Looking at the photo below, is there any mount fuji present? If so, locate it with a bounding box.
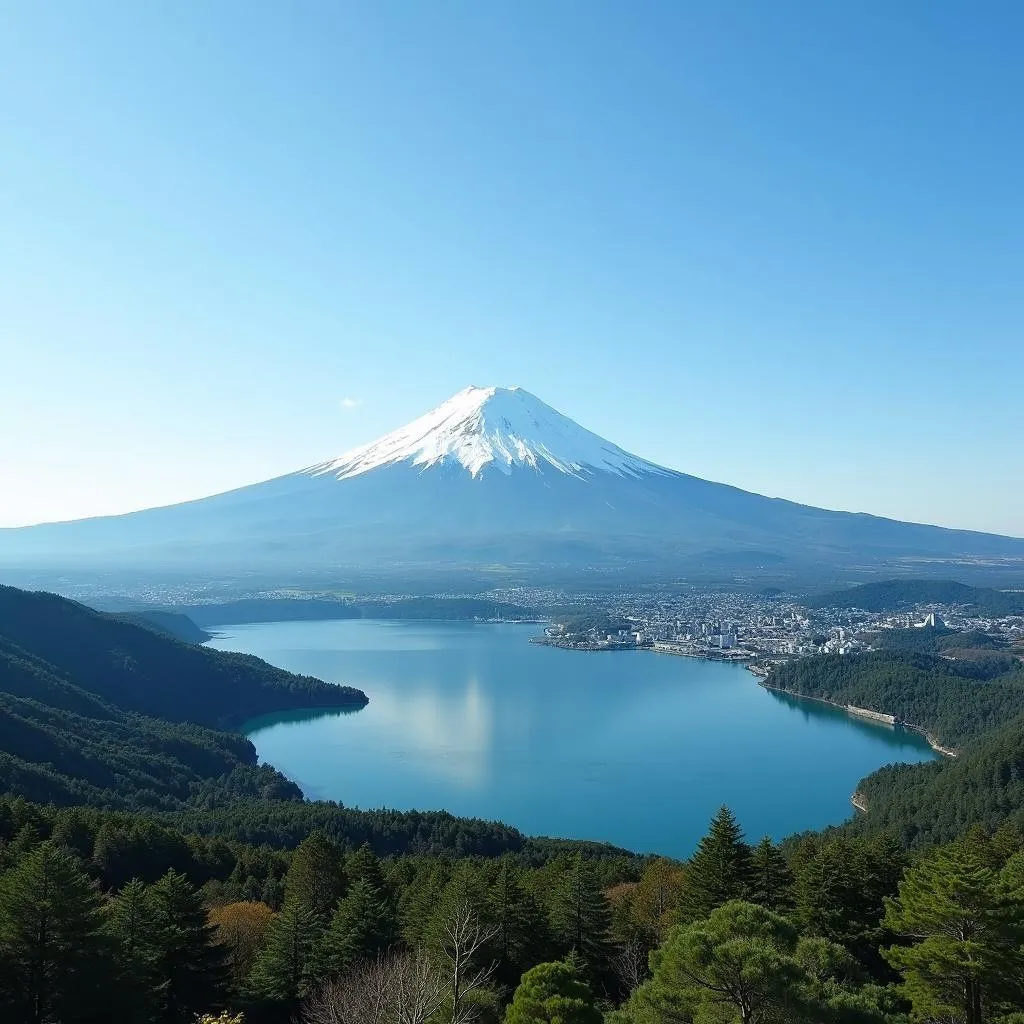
[3,385,1023,581]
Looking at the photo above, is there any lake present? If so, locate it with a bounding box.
[207,619,936,857]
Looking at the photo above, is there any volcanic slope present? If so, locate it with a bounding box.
[2,386,1022,576]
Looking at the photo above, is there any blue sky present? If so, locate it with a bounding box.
[1,2,1022,534]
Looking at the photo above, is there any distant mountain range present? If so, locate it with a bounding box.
[2,385,1023,583]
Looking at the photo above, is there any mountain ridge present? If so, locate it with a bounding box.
[1,386,1022,581]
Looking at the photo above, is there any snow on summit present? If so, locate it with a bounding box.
[307,385,665,481]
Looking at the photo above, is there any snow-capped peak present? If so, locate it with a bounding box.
[306,385,666,481]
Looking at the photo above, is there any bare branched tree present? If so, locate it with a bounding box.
[613,934,650,995]
[302,950,446,1024]
[390,948,449,1024]
[435,900,499,1024]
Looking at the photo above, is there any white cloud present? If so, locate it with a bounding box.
[341,397,360,409]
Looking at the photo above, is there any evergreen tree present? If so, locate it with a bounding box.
[313,876,392,979]
[149,869,228,1022]
[104,877,166,1023]
[550,854,615,985]
[345,843,387,891]
[344,843,396,945]
[247,897,319,1006]
[884,842,1024,1024]
[797,834,905,969]
[793,936,887,1024]
[678,807,753,922]
[400,861,453,947]
[625,901,804,1024]
[7,824,41,862]
[283,830,346,926]
[260,874,284,911]
[1000,849,1024,897]
[505,959,602,1024]
[49,811,94,862]
[0,840,112,1024]
[990,823,1023,867]
[749,836,795,915]
[488,860,552,985]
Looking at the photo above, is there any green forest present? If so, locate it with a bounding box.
[766,648,1024,849]
[5,585,1024,1022]
[806,579,1024,616]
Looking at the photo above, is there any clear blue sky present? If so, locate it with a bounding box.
[2,2,1022,535]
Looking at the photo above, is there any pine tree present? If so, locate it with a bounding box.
[401,862,453,947]
[104,877,166,1023]
[247,897,320,1006]
[149,869,228,1022]
[260,874,284,911]
[550,854,615,985]
[344,844,396,945]
[313,876,392,979]
[678,807,753,922]
[49,810,94,861]
[627,901,804,1024]
[0,840,113,1024]
[796,834,904,967]
[345,843,387,891]
[283,830,346,927]
[884,841,1024,1024]
[749,837,795,915]
[487,860,551,985]
[505,959,602,1024]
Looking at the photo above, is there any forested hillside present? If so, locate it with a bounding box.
[0,586,369,813]
[807,578,1024,615]
[768,650,1024,748]
[768,649,1024,848]
[0,586,366,726]
[10,584,1024,1021]
[6,798,1024,1024]
[112,609,213,643]
[851,712,1024,846]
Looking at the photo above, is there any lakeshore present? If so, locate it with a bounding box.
[210,618,936,857]
[530,633,757,663]
[756,678,958,760]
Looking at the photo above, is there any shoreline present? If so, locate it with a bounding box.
[530,635,755,663]
[756,679,958,759]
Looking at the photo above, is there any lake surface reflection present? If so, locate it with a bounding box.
[209,620,936,857]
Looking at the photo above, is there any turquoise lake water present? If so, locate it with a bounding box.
[208,619,936,857]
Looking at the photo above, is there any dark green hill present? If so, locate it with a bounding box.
[806,578,1024,615]
[765,648,1024,847]
[111,609,212,644]
[852,711,1024,847]
[0,585,366,811]
[767,650,1024,749]
[0,586,366,727]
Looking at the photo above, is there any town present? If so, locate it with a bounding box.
[492,583,1024,669]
